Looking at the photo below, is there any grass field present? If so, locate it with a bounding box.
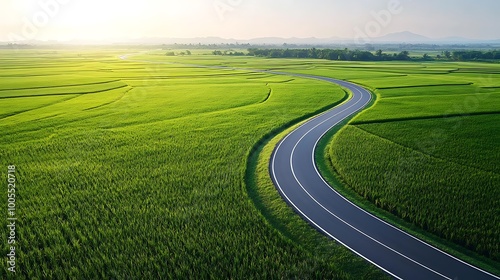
[1,49,498,278]
[317,62,500,263]
[0,49,388,279]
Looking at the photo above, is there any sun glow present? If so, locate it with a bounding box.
[43,0,203,41]
[58,0,144,38]
[2,0,499,43]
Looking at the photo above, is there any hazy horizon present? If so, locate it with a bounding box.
[1,0,500,43]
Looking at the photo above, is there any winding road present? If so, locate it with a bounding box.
[120,53,499,279]
[269,75,499,280]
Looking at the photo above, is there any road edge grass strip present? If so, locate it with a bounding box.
[244,89,389,279]
[315,125,500,277]
[244,86,350,161]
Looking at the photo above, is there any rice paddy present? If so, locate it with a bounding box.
[0,49,388,279]
[1,48,498,278]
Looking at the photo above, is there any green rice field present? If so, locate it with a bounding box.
[1,49,498,278]
[0,49,386,279]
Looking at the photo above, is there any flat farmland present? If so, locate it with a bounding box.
[1,49,498,278]
[0,50,385,279]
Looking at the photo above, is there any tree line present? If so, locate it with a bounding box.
[212,48,500,62]
[447,50,500,60]
[247,48,412,61]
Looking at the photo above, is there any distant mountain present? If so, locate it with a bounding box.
[128,37,239,45]
[365,32,500,45]
[134,36,345,46]
[92,36,349,46]
[246,37,343,45]
[439,36,471,42]
[1,31,499,46]
[94,33,500,46]
[372,31,431,43]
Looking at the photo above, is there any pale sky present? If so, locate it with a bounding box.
[1,0,499,42]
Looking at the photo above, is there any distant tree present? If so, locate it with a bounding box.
[397,51,410,60]
[269,49,283,58]
[341,48,351,60]
[443,50,451,59]
[244,48,499,62]
[283,48,292,58]
[483,51,493,59]
[309,48,318,59]
[296,49,309,58]
[165,51,176,56]
[186,50,192,55]
[494,51,500,59]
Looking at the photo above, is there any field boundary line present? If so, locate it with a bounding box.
[351,125,500,176]
[83,88,134,111]
[0,85,129,99]
[351,110,500,125]
[0,79,123,92]
[375,83,473,90]
[0,95,81,121]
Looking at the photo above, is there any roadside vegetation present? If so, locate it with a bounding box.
[318,62,500,264]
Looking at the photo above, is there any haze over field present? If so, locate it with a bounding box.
[1,0,500,43]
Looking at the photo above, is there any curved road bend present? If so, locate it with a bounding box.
[119,55,499,279]
[269,75,499,280]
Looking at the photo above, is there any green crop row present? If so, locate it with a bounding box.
[356,115,500,174]
[353,91,500,122]
[329,124,499,260]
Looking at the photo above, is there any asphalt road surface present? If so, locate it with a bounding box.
[269,74,499,280]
